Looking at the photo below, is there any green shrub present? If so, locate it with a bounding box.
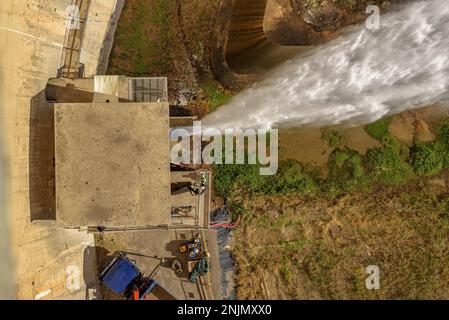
[365,117,391,140]
[436,120,449,168]
[321,129,343,148]
[364,116,416,184]
[380,134,409,158]
[365,147,414,185]
[329,149,359,173]
[322,180,343,198]
[327,148,369,191]
[213,160,319,197]
[410,141,445,177]
[213,163,257,197]
[201,80,231,113]
[215,118,449,198]
[436,120,449,145]
[276,161,319,194]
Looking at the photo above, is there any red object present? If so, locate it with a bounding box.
[210,215,241,229]
[132,288,139,300]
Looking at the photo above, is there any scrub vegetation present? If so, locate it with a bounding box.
[108,0,176,76]
[107,0,222,111]
[410,120,449,176]
[200,80,232,113]
[216,117,449,299]
[214,160,319,198]
[214,118,449,199]
[109,0,449,300]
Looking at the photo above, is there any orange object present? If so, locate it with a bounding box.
[179,244,188,253]
[133,288,140,300]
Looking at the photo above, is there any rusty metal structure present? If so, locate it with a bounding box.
[58,0,91,78]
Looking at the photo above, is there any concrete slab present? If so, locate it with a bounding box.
[94,230,222,300]
[80,0,122,77]
[46,76,168,103]
[0,0,122,299]
[55,102,171,227]
[171,171,211,229]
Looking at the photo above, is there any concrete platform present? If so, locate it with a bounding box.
[94,230,222,300]
[54,102,171,227]
[0,0,120,299]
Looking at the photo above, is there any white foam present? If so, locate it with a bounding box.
[203,0,449,129]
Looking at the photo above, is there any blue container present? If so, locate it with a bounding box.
[100,253,141,295]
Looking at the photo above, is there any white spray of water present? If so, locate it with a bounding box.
[203,0,449,130]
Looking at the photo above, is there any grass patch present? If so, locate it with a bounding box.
[409,120,449,176]
[365,117,391,141]
[328,148,368,192]
[200,80,232,113]
[410,141,445,177]
[108,0,176,76]
[213,160,319,197]
[364,146,414,185]
[321,129,343,148]
[279,265,294,285]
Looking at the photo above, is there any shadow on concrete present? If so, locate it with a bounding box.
[171,182,191,195]
[93,245,111,274]
[166,239,188,257]
[29,90,56,221]
[45,83,94,103]
[96,0,125,75]
[91,245,123,300]
[169,105,192,117]
[83,246,104,300]
[166,239,190,279]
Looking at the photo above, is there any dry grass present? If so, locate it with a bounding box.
[232,183,449,299]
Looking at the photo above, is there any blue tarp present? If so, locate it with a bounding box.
[102,258,140,294]
[212,208,236,300]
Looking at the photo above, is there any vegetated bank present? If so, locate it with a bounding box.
[107,0,232,115]
[214,117,449,299]
[107,0,449,300]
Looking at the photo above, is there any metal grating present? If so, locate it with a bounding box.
[128,77,168,102]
